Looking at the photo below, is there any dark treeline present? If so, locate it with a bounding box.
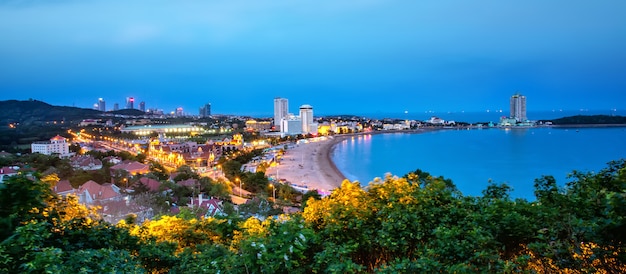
[552,115,626,125]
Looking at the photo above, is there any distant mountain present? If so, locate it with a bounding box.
[551,115,626,125]
[0,99,102,125]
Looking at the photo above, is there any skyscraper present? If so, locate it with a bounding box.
[299,104,314,134]
[274,97,288,131]
[139,101,146,112]
[199,103,211,117]
[113,103,119,111]
[97,98,106,112]
[510,94,527,122]
[126,97,135,109]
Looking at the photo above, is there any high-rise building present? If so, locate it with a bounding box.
[299,104,314,134]
[199,103,211,117]
[126,97,135,109]
[176,107,184,117]
[274,97,289,131]
[139,101,146,112]
[113,103,119,111]
[510,94,527,122]
[97,98,106,112]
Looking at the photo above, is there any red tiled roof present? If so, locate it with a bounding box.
[70,155,103,169]
[77,180,120,201]
[110,161,149,174]
[178,178,198,188]
[51,135,66,141]
[53,179,74,193]
[0,166,18,175]
[137,177,161,192]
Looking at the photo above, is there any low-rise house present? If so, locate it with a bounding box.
[188,194,225,218]
[98,199,154,225]
[76,180,122,205]
[103,156,122,165]
[70,155,103,171]
[133,177,162,192]
[0,166,18,182]
[111,161,149,176]
[52,179,75,196]
[177,178,199,188]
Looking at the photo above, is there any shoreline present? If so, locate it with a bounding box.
[269,129,441,194]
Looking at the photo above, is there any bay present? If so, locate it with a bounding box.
[331,127,626,200]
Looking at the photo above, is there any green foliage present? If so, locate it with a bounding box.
[2,158,626,272]
[0,175,54,240]
[301,189,322,209]
[173,165,199,181]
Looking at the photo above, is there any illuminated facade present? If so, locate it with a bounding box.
[121,124,205,135]
[126,97,135,109]
[31,135,70,156]
[299,104,317,134]
[98,98,106,111]
[510,94,527,122]
[281,114,302,135]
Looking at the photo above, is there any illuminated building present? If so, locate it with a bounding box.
[299,104,317,134]
[245,120,272,132]
[31,135,70,156]
[98,98,106,111]
[274,97,288,131]
[510,94,527,122]
[281,114,302,135]
[121,124,204,135]
[199,103,211,117]
[139,101,146,112]
[126,97,135,109]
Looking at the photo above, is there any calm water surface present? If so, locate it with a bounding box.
[332,127,626,200]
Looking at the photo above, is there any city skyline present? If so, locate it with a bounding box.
[1,1,625,116]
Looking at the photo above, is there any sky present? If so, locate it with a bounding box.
[1,0,625,117]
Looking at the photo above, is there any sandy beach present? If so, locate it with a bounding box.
[267,129,439,195]
[266,136,348,195]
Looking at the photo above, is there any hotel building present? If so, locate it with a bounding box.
[299,104,317,134]
[510,94,527,122]
[31,135,70,156]
[273,97,289,131]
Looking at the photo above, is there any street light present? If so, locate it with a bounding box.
[270,183,276,201]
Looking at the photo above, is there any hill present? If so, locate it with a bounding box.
[0,100,105,152]
[0,99,102,125]
[551,114,626,125]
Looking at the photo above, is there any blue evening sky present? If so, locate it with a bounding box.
[1,0,625,117]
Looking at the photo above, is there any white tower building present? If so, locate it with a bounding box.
[299,104,314,134]
[510,94,527,122]
[274,97,289,131]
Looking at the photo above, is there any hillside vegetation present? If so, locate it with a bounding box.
[0,100,151,152]
[1,160,625,273]
[552,115,626,125]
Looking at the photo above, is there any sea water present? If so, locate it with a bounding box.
[331,127,626,200]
